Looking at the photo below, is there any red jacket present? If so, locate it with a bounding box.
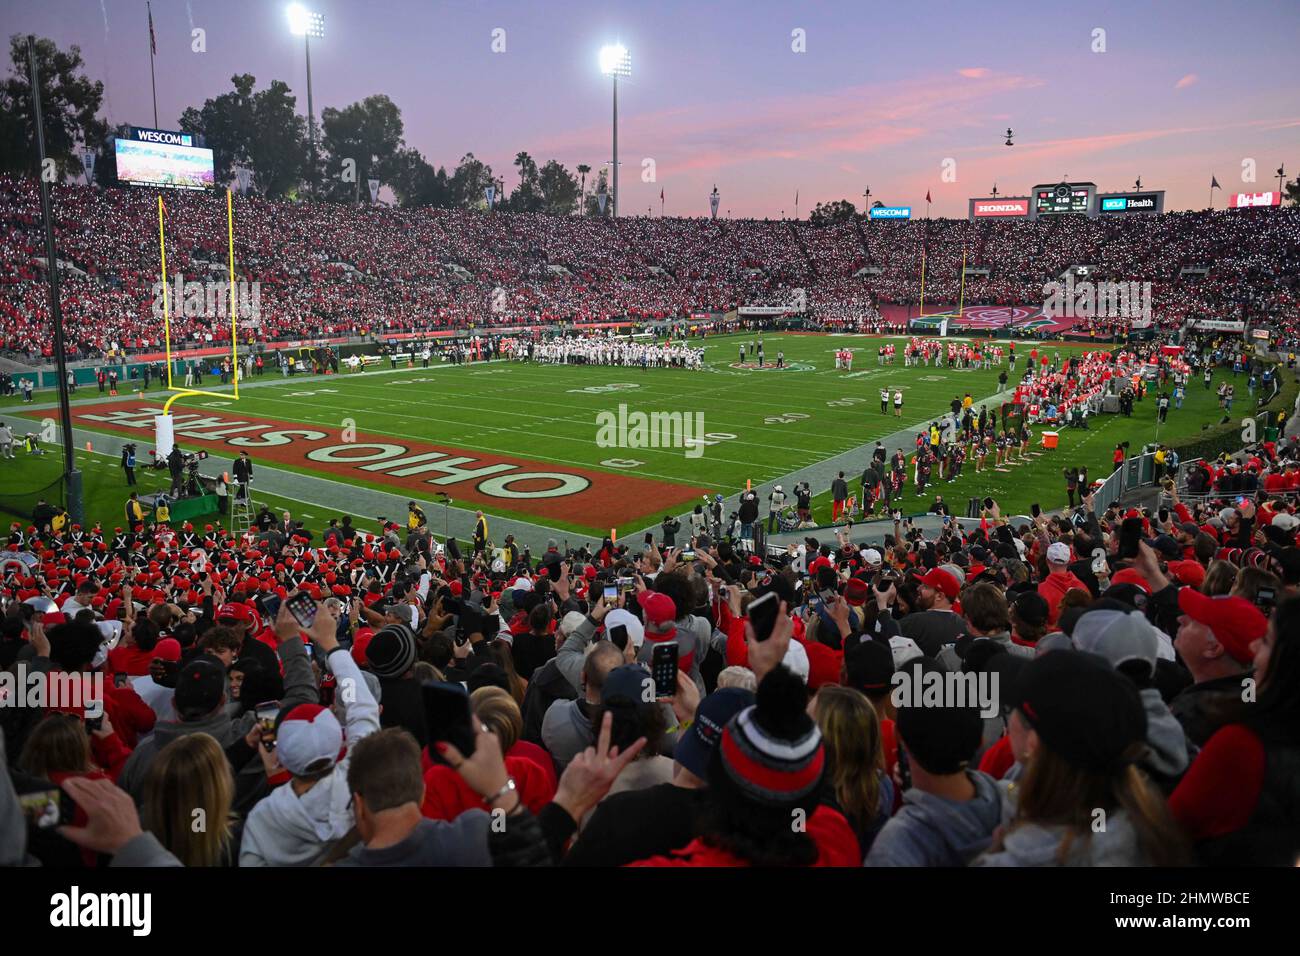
[420,755,555,821]
[628,805,861,867]
[106,644,156,677]
[1037,570,1089,626]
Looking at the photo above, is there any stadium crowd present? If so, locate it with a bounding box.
[4,412,1300,866]
[3,174,1299,363]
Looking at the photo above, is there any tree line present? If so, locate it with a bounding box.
[0,35,608,214]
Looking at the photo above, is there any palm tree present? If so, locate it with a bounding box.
[576,164,591,215]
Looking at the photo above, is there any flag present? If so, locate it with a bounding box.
[795,189,799,205]
[148,4,156,55]
[660,188,664,202]
[1211,176,1221,189]
[925,190,932,204]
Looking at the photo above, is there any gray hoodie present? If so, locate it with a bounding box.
[975,810,1148,866]
[864,770,1008,867]
[1139,687,1191,781]
[541,698,592,772]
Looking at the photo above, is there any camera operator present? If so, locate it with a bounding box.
[167,444,185,497]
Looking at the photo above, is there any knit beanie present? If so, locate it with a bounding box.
[719,665,824,806]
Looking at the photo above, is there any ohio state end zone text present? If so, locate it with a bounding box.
[37,402,709,531]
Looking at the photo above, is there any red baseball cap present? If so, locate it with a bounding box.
[1177,589,1267,665]
[1166,560,1206,589]
[844,578,870,607]
[637,590,677,626]
[917,567,960,601]
[1109,568,1152,594]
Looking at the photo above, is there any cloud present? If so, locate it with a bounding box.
[1175,73,1198,90]
[958,68,990,79]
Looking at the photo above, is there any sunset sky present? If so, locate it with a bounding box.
[4,0,1298,217]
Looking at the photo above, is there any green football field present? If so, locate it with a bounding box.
[4,331,1282,539]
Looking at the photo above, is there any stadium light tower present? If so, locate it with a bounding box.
[287,4,325,199]
[599,43,630,218]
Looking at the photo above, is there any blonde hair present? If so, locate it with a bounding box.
[471,686,522,753]
[1200,560,1236,596]
[717,666,757,692]
[18,714,91,778]
[141,733,234,867]
[811,686,884,836]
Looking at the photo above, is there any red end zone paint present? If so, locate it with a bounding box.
[37,401,707,530]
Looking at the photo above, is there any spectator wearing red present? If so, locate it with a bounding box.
[1169,594,1300,865]
[1037,541,1089,626]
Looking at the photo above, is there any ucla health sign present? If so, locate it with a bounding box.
[1096,191,1163,215]
[869,206,912,220]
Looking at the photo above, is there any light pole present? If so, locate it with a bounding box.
[287,4,324,200]
[599,44,630,218]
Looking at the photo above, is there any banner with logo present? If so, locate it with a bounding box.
[868,206,911,220]
[709,189,720,220]
[970,198,1029,218]
[80,149,96,184]
[368,179,381,204]
[235,166,252,194]
[597,191,608,215]
[485,185,495,209]
[1191,319,1246,332]
[1228,191,1281,209]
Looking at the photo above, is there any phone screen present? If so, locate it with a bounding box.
[18,788,73,829]
[1118,518,1143,560]
[255,700,280,749]
[422,681,477,764]
[651,641,679,699]
[748,591,779,643]
[608,623,629,651]
[603,585,617,602]
[259,595,282,621]
[286,592,318,629]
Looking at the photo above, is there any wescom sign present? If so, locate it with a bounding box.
[54,402,706,529]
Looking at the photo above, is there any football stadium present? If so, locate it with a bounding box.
[1,0,1299,907]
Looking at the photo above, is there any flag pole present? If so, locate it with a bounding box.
[919,245,927,318]
[958,244,967,316]
[147,1,158,127]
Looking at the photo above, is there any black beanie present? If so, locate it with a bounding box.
[894,657,984,775]
[1011,650,1147,774]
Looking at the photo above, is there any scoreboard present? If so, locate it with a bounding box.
[1032,181,1096,216]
